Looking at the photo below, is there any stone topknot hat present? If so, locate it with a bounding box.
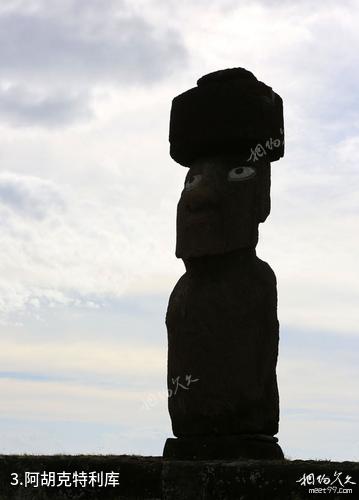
[169,67,284,167]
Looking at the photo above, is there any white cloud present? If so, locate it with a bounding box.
[0,172,65,217]
[0,84,92,127]
[280,417,359,461]
[0,164,181,322]
[278,357,358,413]
[0,377,156,425]
[0,338,165,379]
[0,1,187,85]
[0,0,187,127]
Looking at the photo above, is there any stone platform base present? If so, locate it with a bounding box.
[163,434,284,460]
[0,455,358,499]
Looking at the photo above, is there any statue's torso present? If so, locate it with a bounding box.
[166,253,279,437]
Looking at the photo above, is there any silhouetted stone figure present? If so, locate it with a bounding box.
[163,68,285,460]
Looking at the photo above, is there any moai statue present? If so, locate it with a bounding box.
[163,68,285,460]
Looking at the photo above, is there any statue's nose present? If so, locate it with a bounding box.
[184,186,220,212]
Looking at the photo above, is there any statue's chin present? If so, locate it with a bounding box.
[176,204,260,260]
[175,232,259,259]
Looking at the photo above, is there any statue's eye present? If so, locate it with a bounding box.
[228,166,256,181]
[184,174,202,191]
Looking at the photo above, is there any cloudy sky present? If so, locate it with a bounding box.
[0,0,358,461]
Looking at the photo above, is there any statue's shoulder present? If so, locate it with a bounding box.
[167,272,188,303]
[165,272,189,326]
[253,256,277,287]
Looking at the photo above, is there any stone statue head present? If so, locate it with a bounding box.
[169,67,284,259]
[175,155,271,258]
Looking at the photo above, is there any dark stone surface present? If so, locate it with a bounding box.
[175,157,271,259]
[165,67,284,459]
[166,248,280,439]
[1,456,358,499]
[169,67,284,167]
[162,458,359,500]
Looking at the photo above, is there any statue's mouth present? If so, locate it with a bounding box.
[184,209,217,227]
